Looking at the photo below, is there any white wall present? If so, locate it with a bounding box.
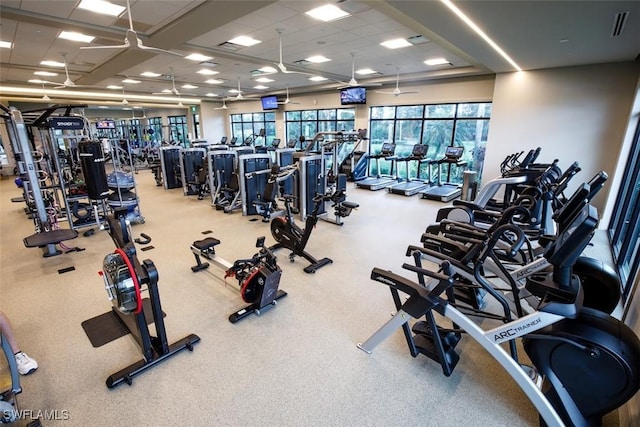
[485,62,640,213]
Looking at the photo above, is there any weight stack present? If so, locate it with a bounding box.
[79,141,109,200]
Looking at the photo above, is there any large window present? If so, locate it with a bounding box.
[609,117,640,311]
[369,102,491,181]
[230,112,276,146]
[147,117,163,144]
[285,108,356,147]
[168,115,188,145]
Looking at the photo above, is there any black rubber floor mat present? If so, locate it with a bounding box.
[81,298,164,348]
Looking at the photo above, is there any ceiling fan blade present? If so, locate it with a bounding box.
[138,45,183,57]
[80,43,130,50]
[79,0,181,56]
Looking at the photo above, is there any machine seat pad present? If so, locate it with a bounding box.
[193,237,221,251]
[342,201,359,209]
[23,229,78,247]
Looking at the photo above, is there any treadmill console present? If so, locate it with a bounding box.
[412,144,428,157]
[445,146,464,160]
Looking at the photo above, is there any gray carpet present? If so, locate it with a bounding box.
[0,170,617,426]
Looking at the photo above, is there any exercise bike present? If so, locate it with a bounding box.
[269,193,333,273]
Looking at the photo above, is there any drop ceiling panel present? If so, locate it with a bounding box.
[18,0,77,18]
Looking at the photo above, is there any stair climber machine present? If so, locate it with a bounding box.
[357,198,640,426]
[190,236,287,323]
[355,142,399,191]
[98,208,200,388]
[388,144,431,196]
[421,146,467,202]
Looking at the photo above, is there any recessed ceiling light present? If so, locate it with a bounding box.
[259,66,277,73]
[40,60,65,67]
[34,71,59,77]
[380,38,411,49]
[186,53,213,62]
[356,68,376,75]
[0,41,12,49]
[77,0,125,16]
[205,79,224,84]
[28,79,47,84]
[182,84,198,89]
[424,58,450,66]
[305,55,331,63]
[97,106,110,109]
[205,93,218,97]
[305,4,350,22]
[106,85,123,89]
[122,78,140,84]
[140,71,161,77]
[253,85,268,90]
[228,89,240,94]
[228,36,261,47]
[59,31,95,43]
[161,89,172,93]
[309,76,328,81]
[255,77,274,83]
[197,69,219,75]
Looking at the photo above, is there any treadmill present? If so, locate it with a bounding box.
[421,146,467,202]
[355,142,398,191]
[388,144,430,196]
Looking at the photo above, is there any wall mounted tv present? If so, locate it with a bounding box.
[96,120,116,129]
[261,95,279,110]
[340,86,366,105]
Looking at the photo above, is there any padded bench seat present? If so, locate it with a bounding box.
[192,237,220,251]
[23,229,78,248]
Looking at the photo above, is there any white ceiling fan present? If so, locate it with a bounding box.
[79,0,182,57]
[121,88,129,105]
[40,83,50,101]
[228,77,254,101]
[376,70,420,97]
[152,69,197,96]
[271,29,315,76]
[278,86,299,105]
[214,98,236,110]
[337,52,382,89]
[48,53,91,89]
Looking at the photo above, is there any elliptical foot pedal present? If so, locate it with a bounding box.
[413,333,460,377]
[412,320,461,348]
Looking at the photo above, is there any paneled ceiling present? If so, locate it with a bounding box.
[0,0,638,108]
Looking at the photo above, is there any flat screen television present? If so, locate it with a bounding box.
[261,95,279,110]
[340,86,366,105]
[96,120,116,129]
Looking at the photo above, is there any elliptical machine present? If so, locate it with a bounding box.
[358,200,640,426]
[269,193,333,273]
